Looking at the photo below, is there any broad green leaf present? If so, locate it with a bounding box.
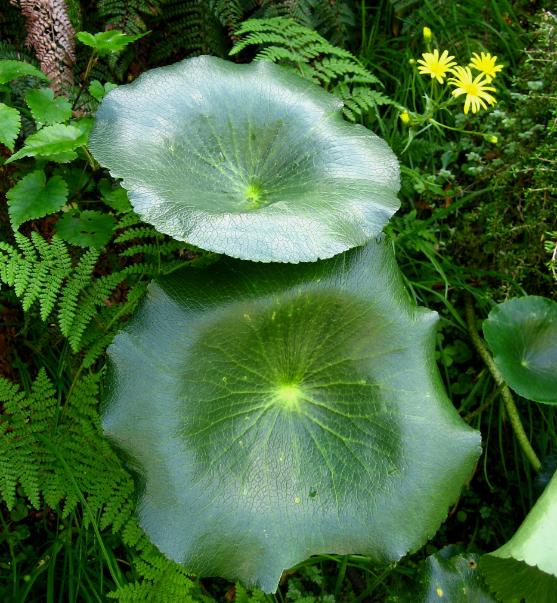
[480,470,557,603]
[0,103,21,151]
[89,56,401,263]
[483,296,557,404]
[6,170,68,229]
[0,60,48,84]
[25,88,72,126]
[390,546,496,602]
[56,210,115,248]
[77,30,146,56]
[103,238,481,591]
[6,123,88,164]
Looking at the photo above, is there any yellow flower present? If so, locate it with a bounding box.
[449,66,497,114]
[423,26,432,41]
[417,49,457,84]
[469,52,503,82]
[400,111,410,124]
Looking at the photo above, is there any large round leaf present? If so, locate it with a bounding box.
[102,238,480,591]
[481,470,557,603]
[88,56,400,263]
[483,296,557,404]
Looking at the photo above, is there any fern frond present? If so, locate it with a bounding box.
[114,225,165,244]
[68,271,128,351]
[108,538,207,601]
[58,248,100,337]
[231,17,392,121]
[0,233,73,319]
[0,230,191,355]
[0,369,55,508]
[0,370,136,525]
[149,0,227,63]
[96,0,162,35]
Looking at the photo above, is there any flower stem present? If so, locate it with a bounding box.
[428,117,482,137]
[465,295,542,472]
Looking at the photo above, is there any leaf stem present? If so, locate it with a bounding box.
[465,295,541,472]
[72,51,98,110]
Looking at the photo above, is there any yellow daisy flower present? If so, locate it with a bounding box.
[469,51,503,82]
[449,66,497,114]
[417,49,457,84]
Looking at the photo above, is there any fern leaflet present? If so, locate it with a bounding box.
[230,17,394,121]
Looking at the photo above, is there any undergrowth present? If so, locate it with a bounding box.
[1,1,555,601]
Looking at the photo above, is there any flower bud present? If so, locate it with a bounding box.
[423,26,432,41]
[400,111,410,124]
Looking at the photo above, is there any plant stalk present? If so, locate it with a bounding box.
[465,295,542,472]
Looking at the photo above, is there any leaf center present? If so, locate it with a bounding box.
[274,384,302,411]
[245,181,264,208]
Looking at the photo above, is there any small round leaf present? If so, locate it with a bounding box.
[103,239,480,591]
[89,56,400,263]
[483,296,557,404]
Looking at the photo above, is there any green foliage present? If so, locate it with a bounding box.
[88,78,119,101]
[449,10,557,298]
[0,59,48,84]
[0,233,123,351]
[24,88,72,126]
[108,541,209,601]
[211,0,355,47]
[77,30,147,56]
[0,369,133,522]
[6,122,91,163]
[6,170,68,229]
[1,3,556,601]
[56,209,116,248]
[149,0,228,63]
[0,368,207,601]
[0,102,21,151]
[95,0,162,35]
[230,17,395,122]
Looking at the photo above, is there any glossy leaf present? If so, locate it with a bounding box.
[483,296,557,404]
[0,60,48,84]
[6,123,89,164]
[391,546,495,602]
[6,170,68,229]
[0,103,21,151]
[56,210,115,248]
[481,470,557,603]
[103,238,481,591]
[25,88,72,126]
[89,56,400,263]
